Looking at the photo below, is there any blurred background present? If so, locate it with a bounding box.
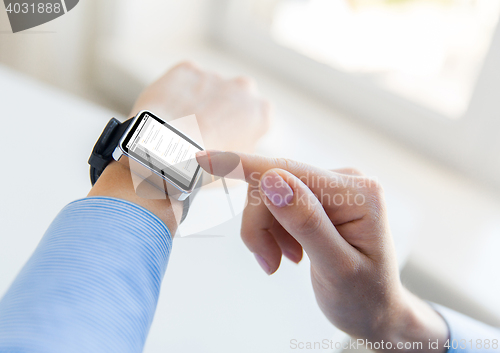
[2,0,500,352]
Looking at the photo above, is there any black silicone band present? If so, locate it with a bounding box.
[88,117,192,223]
[88,118,133,186]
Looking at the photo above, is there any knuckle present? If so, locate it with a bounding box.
[240,228,258,252]
[232,76,256,89]
[346,167,364,176]
[246,186,262,208]
[206,69,222,81]
[240,218,258,247]
[296,204,323,237]
[276,157,300,172]
[330,167,364,177]
[360,177,386,219]
[255,100,272,136]
[361,177,383,197]
[351,168,364,175]
[336,255,367,282]
[273,158,310,182]
[175,61,200,72]
[240,226,252,244]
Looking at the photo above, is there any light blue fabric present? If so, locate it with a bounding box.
[434,304,500,353]
[0,197,172,353]
[1,197,499,353]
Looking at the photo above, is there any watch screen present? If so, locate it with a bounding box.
[121,111,203,190]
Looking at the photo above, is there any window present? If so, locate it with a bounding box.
[270,0,500,118]
[213,0,500,187]
[89,0,500,187]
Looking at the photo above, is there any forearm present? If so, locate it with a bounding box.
[0,197,172,353]
[88,160,183,230]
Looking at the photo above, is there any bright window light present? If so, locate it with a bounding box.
[270,0,500,118]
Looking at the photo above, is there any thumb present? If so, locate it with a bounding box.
[259,169,354,266]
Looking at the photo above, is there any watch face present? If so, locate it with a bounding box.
[121,111,203,191]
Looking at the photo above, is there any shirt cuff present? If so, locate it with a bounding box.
[0,197,173,353]
[432,303,500,353]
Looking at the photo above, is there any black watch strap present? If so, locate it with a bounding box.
[88,117,133,186]
[88,117,193,224]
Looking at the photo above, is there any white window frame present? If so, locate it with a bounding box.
[210,0,500,188]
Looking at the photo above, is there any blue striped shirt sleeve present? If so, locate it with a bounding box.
[433,304,500,353]
[0,197,172,353]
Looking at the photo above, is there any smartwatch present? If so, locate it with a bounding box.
[88,110,205,221]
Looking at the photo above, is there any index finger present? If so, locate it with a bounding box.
[195,150,359,195]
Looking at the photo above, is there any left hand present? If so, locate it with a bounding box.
[88,158,183,231]
[130,61,272,153]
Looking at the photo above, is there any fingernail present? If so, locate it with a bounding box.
[195,150,223,174]
[195,151,207,158]
[260,171,293,207]
[195,150,224,159]
[254,253,271,275]
[282,249,301,264]
[196,150,242,178]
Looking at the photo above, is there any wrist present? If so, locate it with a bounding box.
[369,287,449,352]
[88,160,183,234]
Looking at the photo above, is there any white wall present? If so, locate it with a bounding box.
[0,0,212,103]
[109,0,211,46]
[0,0,94,95]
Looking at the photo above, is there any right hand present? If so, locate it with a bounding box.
[196,151,449,352]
